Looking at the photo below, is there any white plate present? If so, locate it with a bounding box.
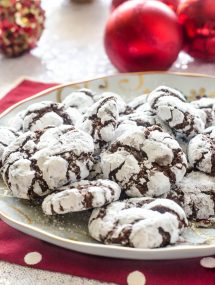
[1,72,215,260]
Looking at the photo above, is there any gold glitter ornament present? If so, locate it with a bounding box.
[0,0,45,57]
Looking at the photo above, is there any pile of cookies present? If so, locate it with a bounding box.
[0,86,215,249]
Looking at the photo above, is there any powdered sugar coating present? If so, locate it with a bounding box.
[122,102,174,136]
[88,197,188,248]
[80,95,119,152]
[9,109,26,132]
[148,87,205,139]
[188,127,215,174]
[66,107,83,127]
[126,102,174,136]
[114,108,157,140]
[22,101,75,132]
[94,92,127,114]
[0,127,20,168]
[113,120,144,141]
[62,88,95,114]
[204,126,215,136]
[166,171,215,220]
[88,155,103,180]
[42,179,121,215]
[147,86,186,109]
[101,126,187,197]
[127,94,148,111]
[191,97,215,128]
[154,116,175,137]
[120,110,156,128]
[2,125,94,200]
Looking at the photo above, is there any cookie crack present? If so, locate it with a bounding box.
[151,89,185,110]
[26,104,73,129]
[0,141,8,147]
[149,205,185,228]
[109,143,148,162]
[109,161,126,182]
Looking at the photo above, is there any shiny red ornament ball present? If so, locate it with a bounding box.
[105,0,183,72]
[178,0,215,62]
[0,0,45,57]
[111,0,180,12]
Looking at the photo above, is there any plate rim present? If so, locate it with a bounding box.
[1,207,215,255]
[1,71,215,119]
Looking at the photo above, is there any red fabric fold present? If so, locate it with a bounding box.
[0,80,57,113]
[0,80,214,285]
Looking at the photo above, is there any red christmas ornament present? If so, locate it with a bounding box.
[105,0,183,72]
[111,0,180,12]
[178,0,215,62]
[0,0,45,57]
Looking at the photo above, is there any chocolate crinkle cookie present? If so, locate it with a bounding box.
[62,88,96,114]
[1,125,94,200]
[101,125,187,197]
[80,95,119,152]
[188,126,215,174]
[191,97,215,128]
[0,127,20,168]
[165,171,215,221]
[94,92,127,114]
[22,101,78,132]
[88,197,188,248]
[42,179,121,215]
[148,86,205,139]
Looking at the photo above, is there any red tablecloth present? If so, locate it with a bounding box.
[0,80,215,285]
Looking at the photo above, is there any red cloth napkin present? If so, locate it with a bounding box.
[0,80,215,285]
[0,80,57,113]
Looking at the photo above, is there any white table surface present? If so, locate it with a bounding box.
[0,0,214,284]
